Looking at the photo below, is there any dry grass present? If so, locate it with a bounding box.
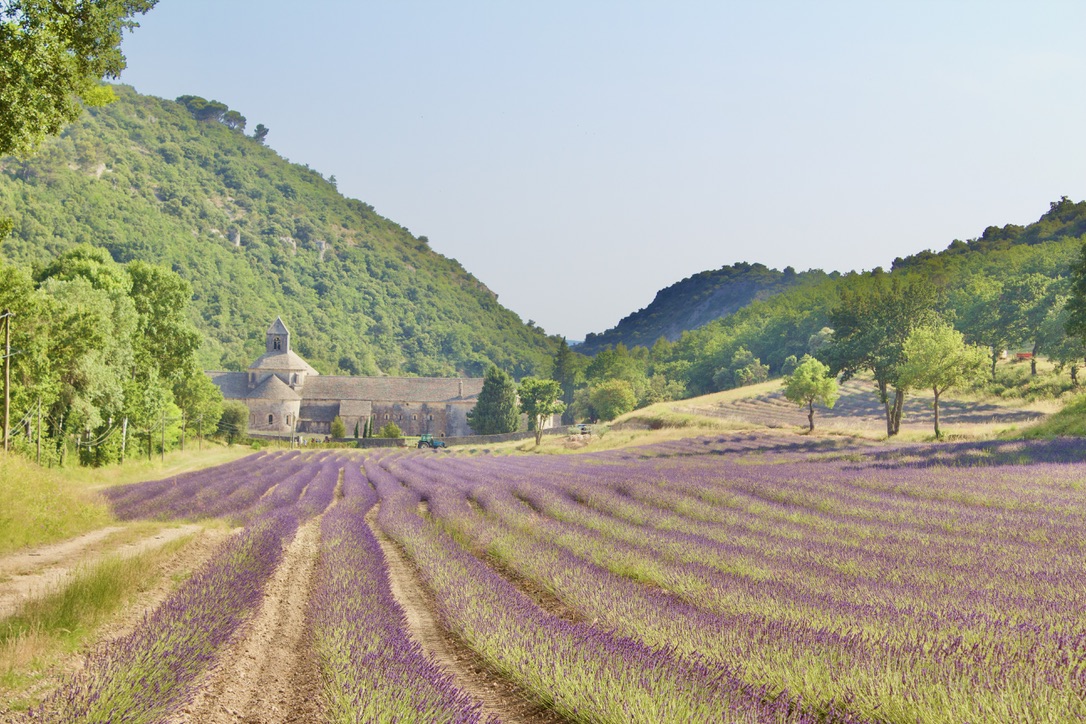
[61,443,255,490]
[467,370,1069,457]
[0,456,113,557]
[0,443,252,557]
[0,534,198,700]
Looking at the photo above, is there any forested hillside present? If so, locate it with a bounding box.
[0,86,557,377]
[650,198,1086,397]
[557,199,1086,427]
[577,262,828,355]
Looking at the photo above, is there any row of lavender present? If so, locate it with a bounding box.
[34,433,1086,721]
[26,454,341,722]
[29,509,301,722]
[379,434,1086,722]
[367,456,838,723]
[311,462,494,722]
[29,452,497,723]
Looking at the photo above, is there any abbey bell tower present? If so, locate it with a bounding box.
[267,317,290,354]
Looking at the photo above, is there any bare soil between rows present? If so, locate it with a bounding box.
[0,525,232,720]
[367,508,565,724]
[173,519,324,724]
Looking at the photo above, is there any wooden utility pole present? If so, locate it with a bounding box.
[160,409,166,462]
[3,310,10,453]
[36,398,41,465]
[120,416,127,464]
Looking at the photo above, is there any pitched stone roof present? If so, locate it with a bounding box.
[206,371,248,399]
[299,401,340,421]
[248,350,319,375]
[248,374,301,401]
[303,376,483,403]
[267,317,290,336]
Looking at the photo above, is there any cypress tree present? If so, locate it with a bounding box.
[466,366,519,435]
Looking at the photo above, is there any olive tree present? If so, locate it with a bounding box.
[782,355,838,432]
[898,322,988,438]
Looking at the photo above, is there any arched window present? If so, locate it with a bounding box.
[268,414,274,425]
[384,414,389,420]
[412,414,417,421]
[428,415,434,421]
[273,337,282,351]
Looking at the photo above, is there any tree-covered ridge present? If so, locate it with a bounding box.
[892,197,1086,270]
[0,85,557,378]
[647,199,1086,398]
[577,262,827,355]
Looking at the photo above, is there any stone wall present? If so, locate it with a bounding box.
[356,437,407,449]
[442,426,572,447]
[369,400,476,437]
[247,398,300,434]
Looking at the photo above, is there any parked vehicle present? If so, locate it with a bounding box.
[417,433,448,449]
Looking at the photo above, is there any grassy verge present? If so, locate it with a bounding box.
[0,534,198,705]
[0,444,253,556]
[0,456,113,557]
[1013,393,1086,438]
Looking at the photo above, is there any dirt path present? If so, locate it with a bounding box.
[367,509,564,724]
[0,526,233,720]
[0,524,205,619]
[174,518,324,724]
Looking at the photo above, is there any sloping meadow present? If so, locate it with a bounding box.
[22,435,1086,722]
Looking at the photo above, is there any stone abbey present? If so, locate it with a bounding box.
[208,318,483,438]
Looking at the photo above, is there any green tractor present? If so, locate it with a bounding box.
[417,433,448,449]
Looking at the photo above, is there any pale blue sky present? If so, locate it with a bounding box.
[118,1,1086,340]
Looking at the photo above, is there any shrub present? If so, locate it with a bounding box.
[377,422,402,439]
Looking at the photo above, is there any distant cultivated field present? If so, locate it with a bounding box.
[8,435,1086,722]
[676,377,1049,436]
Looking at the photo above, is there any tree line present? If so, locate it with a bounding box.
[477,199,1086,439]
[0,245,225,465]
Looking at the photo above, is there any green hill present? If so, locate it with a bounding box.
[577,262,828,355]
[641,198,1086,397]
[0,86,556,378]
[581,200,1086,362]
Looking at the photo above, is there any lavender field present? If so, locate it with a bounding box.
[26,434,1086,722]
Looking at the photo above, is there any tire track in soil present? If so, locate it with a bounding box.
[0,527,233,720]
[173,518,324,724]
[0,524,205,619]
[366,508,565,724]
